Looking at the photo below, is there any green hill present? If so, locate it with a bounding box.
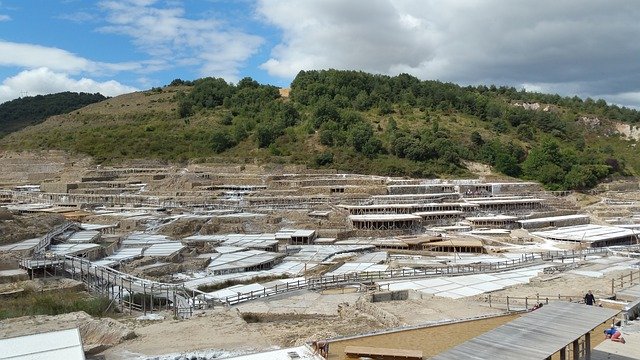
[1,70,639,191]
[0,92,107,137]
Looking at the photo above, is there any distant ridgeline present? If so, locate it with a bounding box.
[0,92,107,136]
[3,71,640,191]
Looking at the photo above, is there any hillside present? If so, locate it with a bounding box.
[1,71,639,190]
[0,92,107,137]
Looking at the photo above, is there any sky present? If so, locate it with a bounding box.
[0,0,639,108]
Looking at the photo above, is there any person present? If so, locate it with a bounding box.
[584,290,595,306]
[312,340,329,358]
[604,327,626,343]
[531,303,544,311]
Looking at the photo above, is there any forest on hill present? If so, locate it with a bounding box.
[0,92,107,137]
[3,70,640,191]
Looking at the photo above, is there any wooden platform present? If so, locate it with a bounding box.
[344,345,423,359]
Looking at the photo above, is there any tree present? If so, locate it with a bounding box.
[494,153,521,177]
[314,151,334,166]
[210,130,235,153]
[255,123,281,148]
[470,131,484,146]
[349,122,374,152]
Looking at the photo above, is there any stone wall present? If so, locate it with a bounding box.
[371,290,409,302]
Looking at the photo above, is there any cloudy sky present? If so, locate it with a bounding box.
[0,0,639,107]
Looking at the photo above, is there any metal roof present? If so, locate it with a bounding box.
[0,327,85,360]
[432,302,618,360]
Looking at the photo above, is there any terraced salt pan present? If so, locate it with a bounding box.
[379,264,549,299]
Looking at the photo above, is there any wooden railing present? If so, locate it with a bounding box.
[486,294,585,312]
[21,248,615,310]
[219,254,544,305]
[20,255,221,318]
[33,221,76,257]
[611,269,640,294]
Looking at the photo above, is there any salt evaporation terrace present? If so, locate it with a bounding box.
[4,164,640,359]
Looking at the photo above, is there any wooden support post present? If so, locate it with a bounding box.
[119,277,124,309]
[173,292,177,318]
[585,332,591,359]
[506,296,510,312]
[572,339,580,360]
[143,283,147,315]
[559,346,566,360]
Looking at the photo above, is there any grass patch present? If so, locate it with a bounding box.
[0,290,113,320]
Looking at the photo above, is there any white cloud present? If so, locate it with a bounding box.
[0,67,139,104]
[0,14,10,21]
[98,0,263,81]
[257,0,640,107]
[57,11,97,23]
[257,0,436,78]
[0,41,95,73]
[0,40,153,75]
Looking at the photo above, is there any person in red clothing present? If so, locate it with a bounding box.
[604,327,626,343]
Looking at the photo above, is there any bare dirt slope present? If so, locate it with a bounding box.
[0,212,65,245]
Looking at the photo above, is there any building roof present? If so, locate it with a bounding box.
[424,239,484,248]
[0,238,40,252]
[401,236,443,246]
[186,233,279,249]
[49,243,100,256]
[517,214,590,225]
[466,215,518,221]
[414,210,464,216]
[349,214,422,221]
[532,224,636,243]
[432,302,618,360]
[286,245,376,262]
[469,198,544,205]
[143,242,185,257]
[0,327,85,360]
[207,250,283,273]
[66,231,100,244]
